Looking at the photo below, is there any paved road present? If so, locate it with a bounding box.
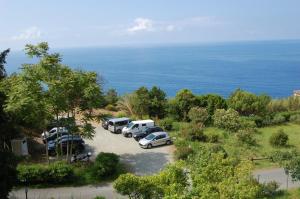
[10,124,174,199]
[10,183,125,199]
[254,168,300,189]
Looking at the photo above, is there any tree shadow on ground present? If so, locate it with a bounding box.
[120,151,170,176]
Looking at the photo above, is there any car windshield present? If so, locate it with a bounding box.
[127,122,134,128]
[145,134,155,140]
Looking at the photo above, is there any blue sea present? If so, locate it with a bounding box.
[6,40,300,98]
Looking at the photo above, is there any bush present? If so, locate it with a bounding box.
[174,146,194,160]
[206,132,219,143]
[272,114,286,125]
[213,108,241,132]
[259,181,281,197]
[236,128,256,145]
[290,114,300,124]
[181,123,206,142]
[209,145,228,158]
[105,104,117,111]
[115,111,127,118]
[90,152,119,179]
[159,117,174,131]
[17,161,74,185]
[188,107,209,124]
[269,129,289,147]
[94,196,106,199]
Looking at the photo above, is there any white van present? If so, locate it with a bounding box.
[108,118,131,134]
[122,120,154,137]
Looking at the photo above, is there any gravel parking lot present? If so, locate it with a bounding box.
[84,124,174,175]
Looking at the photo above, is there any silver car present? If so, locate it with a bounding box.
[138,132,172,149]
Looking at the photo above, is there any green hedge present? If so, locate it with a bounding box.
[90,152,120,180]
[17,161,74,185]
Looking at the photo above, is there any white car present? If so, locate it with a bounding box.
[122,119,154,137]
[41,127,68,138]
[139,132,172,149]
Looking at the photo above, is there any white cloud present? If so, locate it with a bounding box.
[11,26,42,41]
[127,18,154,33]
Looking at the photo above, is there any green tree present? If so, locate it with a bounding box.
[213,108,241,132]
[133,87,150,118]
[114,163,187,199]
[149,86,167,119]
[0,49,10,79]
[188,107,209,125]
[228,89,271,116]
[189,149,260,198]
[0,49,18,199]
[0,151,18,199]
[105,88,118,105]
[196,94,227,118]
[168,89,197,121]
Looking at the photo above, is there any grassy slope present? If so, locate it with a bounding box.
[172,122,300,169]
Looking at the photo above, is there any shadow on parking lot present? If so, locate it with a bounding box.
[120,152,171,175]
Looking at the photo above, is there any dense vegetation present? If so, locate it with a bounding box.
[17,152,122,187]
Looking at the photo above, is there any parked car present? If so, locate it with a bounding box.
[138,132,172,149]
[101,116,114,130]
[108,117,131,134]
[122,120,154,137]
[133,126,163,141]
[42,127,68,138]
[46,116,75,131]
[43,131,69,143]
[48,136,84,156]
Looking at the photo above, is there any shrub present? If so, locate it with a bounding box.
[213,108,241,132]
[206,132,219,143]
[290,114,300,124]
[105,104,117,111]
[269,129,289,147]
[236,128,256,145]
[115,111,127,118]
[17,161,74,185]
[94,196,106,199]
[209,145,228,158]
[181,123,206,142]
[259,181,281,197]
[159,117,174,131]
[188,107,209,124]
[90,153,119,179]
[175,146,194,160]
[272,114,286,125]
[47,161,74,183]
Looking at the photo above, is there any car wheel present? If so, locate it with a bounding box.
[116,129,121,134]
[128,133,132,138]
[147,144,152,149]
[166,140,172,145]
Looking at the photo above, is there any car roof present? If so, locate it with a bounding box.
[131,120,154,124]
[152,131,167,136]
[147,126,161,129]
[109,117,130,122]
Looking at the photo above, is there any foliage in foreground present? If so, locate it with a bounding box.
[188,148,260,199]
[90,152,120,179]
[0,151,18,199]
[114,163,188,199]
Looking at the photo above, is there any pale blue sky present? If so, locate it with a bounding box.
[1,0,300,50]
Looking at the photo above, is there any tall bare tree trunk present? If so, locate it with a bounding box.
[45,136,49,164]
[56,113,59,159]
[66,112,70,162]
